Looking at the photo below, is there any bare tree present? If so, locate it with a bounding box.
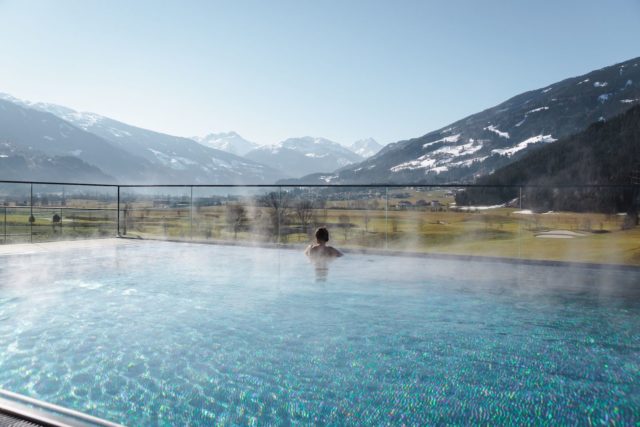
[338,214,352,241]
[295,200,315,236]
[122,203,131,235]
[260,191,290,241]
[362,209,371,233]
[225,203,247,239]
[390,217,399,233]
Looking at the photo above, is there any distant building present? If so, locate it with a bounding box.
[153,199,171,208]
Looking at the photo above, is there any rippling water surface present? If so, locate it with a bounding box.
[0,241,638,425]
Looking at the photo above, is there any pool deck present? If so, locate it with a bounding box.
[0,238,133,257]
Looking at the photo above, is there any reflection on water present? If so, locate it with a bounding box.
[309,256,337,282]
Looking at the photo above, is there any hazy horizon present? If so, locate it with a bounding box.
[1,0,639,147]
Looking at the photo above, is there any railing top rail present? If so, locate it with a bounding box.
[0,180,638,189]
[0,180,117,187]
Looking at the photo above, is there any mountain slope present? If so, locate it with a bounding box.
[0,98,153,182]
[1,95,288,184]
[0,147,114,183]
[456,105,640,212]
[291,56,640,184]
[193,132,259,156]
[245,136,363,178]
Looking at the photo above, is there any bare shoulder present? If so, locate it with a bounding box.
[329,246,344,257]
[304,244,317,256]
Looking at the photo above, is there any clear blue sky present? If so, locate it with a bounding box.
[1,0,639,146]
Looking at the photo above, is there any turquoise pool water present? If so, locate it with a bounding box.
[0,241,638,425]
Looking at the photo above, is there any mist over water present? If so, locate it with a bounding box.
[0,241,638,425]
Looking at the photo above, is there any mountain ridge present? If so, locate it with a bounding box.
[286,56,640,184]
[245,136,363,178]
[0,94,287,184]
[193,131,260,157]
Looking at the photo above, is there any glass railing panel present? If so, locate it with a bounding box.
[191,186,279,244]
[379,185,524,258]
[426,184,529,259]
[449,184,640,265]
[0,183,32,244]
[30,184,118,242]
[317,186,386,250]
[119,186,191,239]
[507,185,638,265]
[382,186,452,253]
[1,181,638,266]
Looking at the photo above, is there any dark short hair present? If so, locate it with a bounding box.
[315,227,329,242]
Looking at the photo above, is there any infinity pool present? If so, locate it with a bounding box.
[0,240,638,425]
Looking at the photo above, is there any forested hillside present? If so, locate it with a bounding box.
[456,105,640,215]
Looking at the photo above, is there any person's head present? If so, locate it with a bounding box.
[315,227,329,243]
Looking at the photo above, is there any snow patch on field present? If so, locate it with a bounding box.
[423,133,461,148]
[391,139,483,173]
[457,204,504,211]
[515,106,549,127]
[148,148,199,170]
[593,81,608,88]
[484,125,510,139]
[492,134,557,157]
[108,128,132,138]
[320,175,338,183]
[621,99,639,104]
[536,230,586,239]
[448,156,488,167]
[390,156,436,172]
[598,93,611,103]
[526,106,549,114]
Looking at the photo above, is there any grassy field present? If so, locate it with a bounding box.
[114,203,639,266]
[2,192,638,266]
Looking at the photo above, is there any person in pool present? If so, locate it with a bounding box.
[305,227,343,258]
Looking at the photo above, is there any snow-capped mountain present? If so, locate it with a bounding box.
[350,138,383,158]
[287,56,640,184]
[193,131,259,157]
[0,94,288,184]
[245,136,363,178]
[0,97,153,183]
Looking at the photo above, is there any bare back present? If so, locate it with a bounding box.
[305,244,343,258]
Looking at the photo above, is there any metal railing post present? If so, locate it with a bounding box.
[519,186,522,209]
[60,207,63,237]
[190,186,194,241]
[518,186,522,259]
[30,183,33,243]
[385,186,388,249]
[277,186,282,245]
[116,186,120,237]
